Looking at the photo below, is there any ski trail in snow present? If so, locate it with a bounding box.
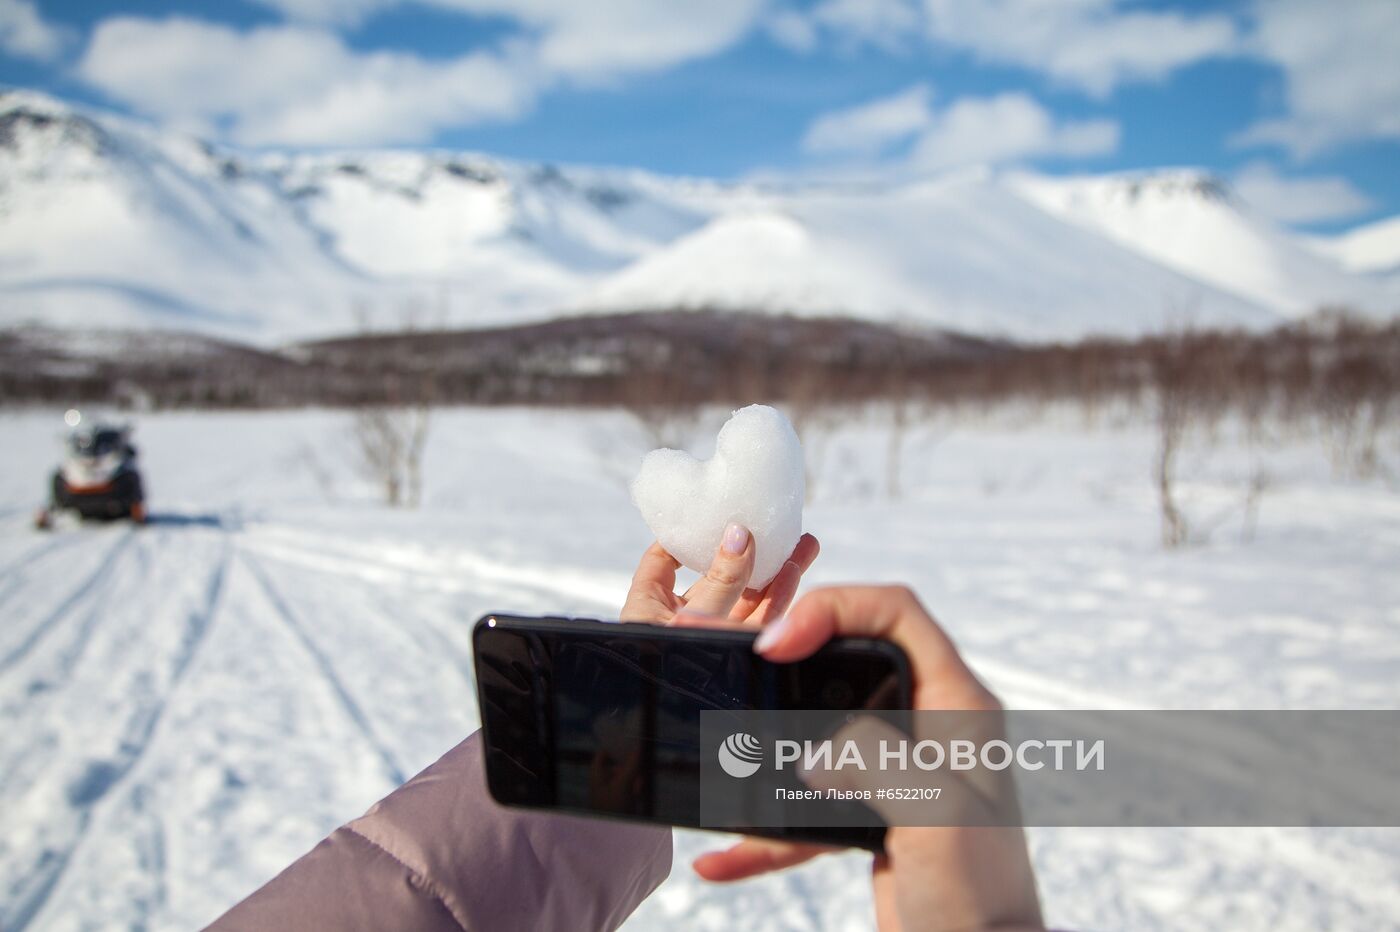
[246,530,479,685]
[357,581,477,699]
[2,530,233,932]
[0,531,90,605]
[241,523,628,611]
[0,528,136,677]
[0,539,94,628]
[238,551,408,787]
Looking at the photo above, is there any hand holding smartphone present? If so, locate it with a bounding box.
[473,613,911,851]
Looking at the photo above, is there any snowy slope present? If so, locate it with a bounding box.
[1306,214,1400,274]
[0,92,365,340]
[0,91,709,342]
[573,173,1277,340]
[2,90,1395,343]
[1009,171,1399,318]
[1,406,1398,930]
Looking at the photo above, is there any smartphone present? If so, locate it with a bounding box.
[473,613,911,851]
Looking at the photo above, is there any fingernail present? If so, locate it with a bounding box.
[753,614,792,654]
[721,523,749,555]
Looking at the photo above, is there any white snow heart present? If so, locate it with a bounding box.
[631,405,805,589]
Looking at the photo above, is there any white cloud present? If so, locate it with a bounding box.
[812,0,921,51]
[801,87,1118,172]
[910,92,1118,170]
[73,2,769,146]
[769,0,922,55]
[1234,0,1400,157]
[772,0,1238,95]
[766,9,820,53]
[245,0,766,78]
[1232,162,1375,226]
[77,18,539,146]
[0,0,70,61]
[517,0,764,79]
[802,83,933,154]
[245,0,389,25]
[921,0,1239,97]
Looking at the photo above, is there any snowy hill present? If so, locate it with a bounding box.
[1305,214,1400,274]
[0,90,710,342]
[572,174,1276,340]
[1,90,1394,344]
[0,92,362,340]
[1008,171,1399,317]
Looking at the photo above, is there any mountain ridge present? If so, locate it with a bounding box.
[2,89,1395,344]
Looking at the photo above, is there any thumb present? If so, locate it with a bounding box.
[802,716,1019,830]
[800,716,927,827]
[683,523,756,617]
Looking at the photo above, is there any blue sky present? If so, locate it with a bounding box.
[2,0,1397,232]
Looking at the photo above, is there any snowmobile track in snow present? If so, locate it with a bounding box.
[239,551,408,787]
[0,531,92,617]
[3,531,234,932]
[0,529,137,678]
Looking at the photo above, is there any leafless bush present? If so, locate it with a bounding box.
[618,362,702,450]
[1149,332,1195,548]
[353,401,430,508]
[348,308,437,508]
[351,363,433,508]
[884,339,918,500]
[1241,466,1270,542]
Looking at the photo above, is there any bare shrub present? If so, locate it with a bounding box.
[884,338,917,500]
[619,362,701,450]
[1241,466,1270,542]
[1150,333,1194,549]
[348,306,438,508]
[352,380,432,507]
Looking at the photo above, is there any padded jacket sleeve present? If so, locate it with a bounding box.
[206,731,673,932]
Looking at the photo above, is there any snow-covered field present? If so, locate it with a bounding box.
[1,405,1398,930]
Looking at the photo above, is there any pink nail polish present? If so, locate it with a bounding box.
[754,614,791,653]
[721,523,749,554]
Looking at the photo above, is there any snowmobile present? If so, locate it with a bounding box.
[35,422,146,529]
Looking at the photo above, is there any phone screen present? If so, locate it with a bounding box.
[474,614,909,850]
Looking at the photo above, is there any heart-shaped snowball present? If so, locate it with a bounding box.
[631,404,805,589]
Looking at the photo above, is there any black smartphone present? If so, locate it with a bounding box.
[473,613,911,851]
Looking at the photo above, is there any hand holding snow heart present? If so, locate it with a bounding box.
[631,405,806,592]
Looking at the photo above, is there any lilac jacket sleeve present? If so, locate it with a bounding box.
[207,731,673,931]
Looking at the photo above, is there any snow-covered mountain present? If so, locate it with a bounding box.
[1008,171,1399,317]
[570,173,1277,339]
[1,89,1395,344]
[1305,214,1400,274]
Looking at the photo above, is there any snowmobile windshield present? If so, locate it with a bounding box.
[71,429,124,457]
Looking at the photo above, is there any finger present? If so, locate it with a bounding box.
[631,541,679,591]
[691,837,829,883]
[754,586,995,710]
[788,532,822,573]
[746,534,821,624]
[739,559,799,624]
[621,542,680,622]
[733,534,817,621]
[800,715,959,826]
[871,855,903,932]
[668,611,752,632]
[681,523,756,618]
